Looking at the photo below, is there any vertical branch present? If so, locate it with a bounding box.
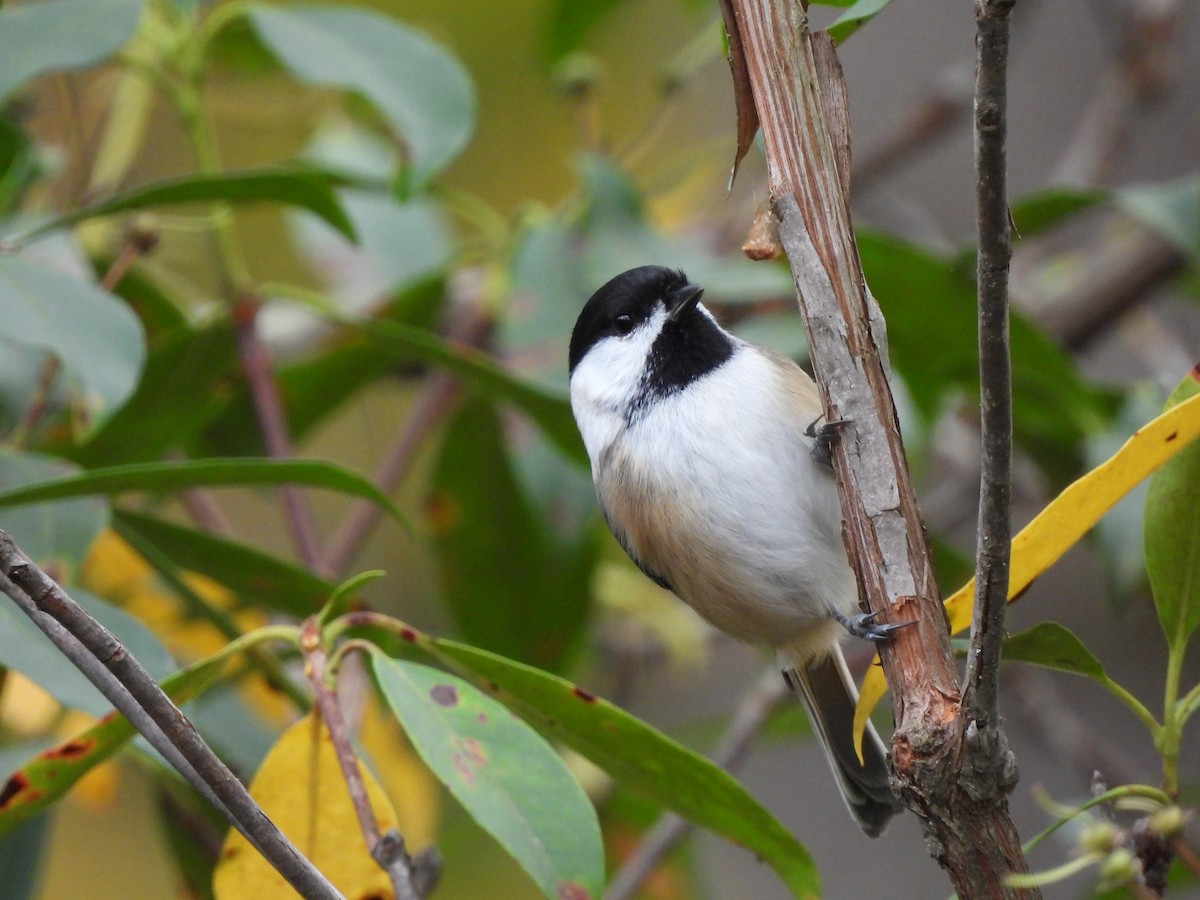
[963,0,1016,731]
[723,0,1038,894]
[233,296,325,573]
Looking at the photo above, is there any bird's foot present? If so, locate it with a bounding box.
[833,608,915,642]
[805,416,852,468]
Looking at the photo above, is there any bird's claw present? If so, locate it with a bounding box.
[805,416,852,468]
[833,608,916,643]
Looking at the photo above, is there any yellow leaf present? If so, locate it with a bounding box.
[213,713,401,899]
[853,386,1200,756]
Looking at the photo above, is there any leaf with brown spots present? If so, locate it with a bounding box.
[416,637,819,898]
[0,653,222,838]
[374,656,603,900]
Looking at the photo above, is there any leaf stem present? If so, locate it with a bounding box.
[1157,638,1186,796]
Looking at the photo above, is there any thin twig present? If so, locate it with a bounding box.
[603,667,789,900]
[232,295,325,573]
[0,531,342,900]
[321,372,459,576]
[300,619,437,900]
[99,226,159,292]
[962,0,1016,734]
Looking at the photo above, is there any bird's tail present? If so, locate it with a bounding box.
[784,647,901,837]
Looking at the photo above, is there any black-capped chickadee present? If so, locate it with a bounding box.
[568,265,904,836]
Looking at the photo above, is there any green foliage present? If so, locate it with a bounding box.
[374,655,605,900]
[246,3,475,189]
[0,0,142,102]
[428,398,593,672]
[422,634,823,897]
[0,0,1193,897]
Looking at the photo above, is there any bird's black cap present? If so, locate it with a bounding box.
[568,266,692,373]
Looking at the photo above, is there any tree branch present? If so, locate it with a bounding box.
[722,1,1037,893]
[233,295,325,573]
[962,0,1016,736]
[0,530,342,900]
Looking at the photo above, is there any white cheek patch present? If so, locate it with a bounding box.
[569,309,665,464]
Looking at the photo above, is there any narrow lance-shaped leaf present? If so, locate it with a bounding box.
[114,511,333,618]
[1144,369,1200,650]
[374,656,604,900]
[0,458,405,525]
[393,631,820,898]
[854,386,1200,754]
[354,318,587,464]
[0,652,227,838]
[12,170,357,244]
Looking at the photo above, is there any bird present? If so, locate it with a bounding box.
[567,264,905,837]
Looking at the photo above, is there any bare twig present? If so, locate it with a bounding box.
[963,0,1016,736]
[320,305,488,577]
[603,667,789,900]
[301,619,438,900]
[0,530,342,900]
[232,295,325,573]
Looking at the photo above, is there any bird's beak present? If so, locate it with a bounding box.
[666,283,704,322]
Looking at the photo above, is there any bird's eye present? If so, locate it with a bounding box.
[612,313,634,336]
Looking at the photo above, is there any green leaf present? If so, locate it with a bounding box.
[1144,370,1200,648]
[0,0,142,102]
[16,169,357,243]
[415,636,820,898]
[1009,187,1107,238]
[0,587,175,717]
[374,657,604,900]
[114,510,333,618]
[0,452,107,576]
[0,458,404,524]
[0,255,145,429]
[1001,622,1106,680]
[71,321,239,467]
[1115,175,1200,264]
[428,398,592,672]
[827,0,893,43]
[0,654,225,838]
[246,3,475,186]
[0,800,48,900]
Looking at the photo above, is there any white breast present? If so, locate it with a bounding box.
[577,343,858,651]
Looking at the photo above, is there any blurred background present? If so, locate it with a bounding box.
[2,0,1199,897]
